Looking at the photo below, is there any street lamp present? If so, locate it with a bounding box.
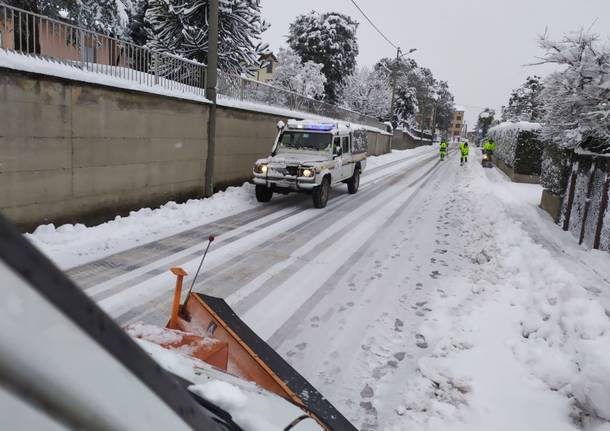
[389,47,417,124]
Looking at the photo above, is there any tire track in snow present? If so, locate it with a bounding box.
[93,151,438,323]
[115,153,440,325]
[238,157,446,341]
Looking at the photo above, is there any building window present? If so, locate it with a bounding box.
[266,61,273,73]
[456,115,462,121]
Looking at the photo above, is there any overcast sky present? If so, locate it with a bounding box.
[260,0,610,128]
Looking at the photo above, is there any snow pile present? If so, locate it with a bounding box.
[190,380,248,410]
[497,223,610,423]
[189,381,288,430]
[25,183,259,269]
[389,163,610,430]
[125,322,184,345]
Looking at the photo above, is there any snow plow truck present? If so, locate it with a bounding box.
[0,215,357,431]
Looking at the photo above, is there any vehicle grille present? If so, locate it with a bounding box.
[285,166,298,176]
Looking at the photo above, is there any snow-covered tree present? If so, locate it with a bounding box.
[433,80,455,131]
[78,0,130,35]
[339,66,391,118]
[146,0,269,75]
[502,76,544,122]
[374,56,454,129]
[267,48,326,99]
[287,11,359,103]
[375,57,419,126]
[127,0,149,45]
[5,0,73,17]
[477,108,496,138]
[394,84,419,127]
[537,31,610,154]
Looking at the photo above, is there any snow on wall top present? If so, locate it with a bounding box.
[0,50,389,135]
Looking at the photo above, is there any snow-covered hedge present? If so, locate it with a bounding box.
[488,121,543,175]
[540,144,572,196]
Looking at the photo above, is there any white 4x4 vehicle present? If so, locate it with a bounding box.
[253,119,368,208]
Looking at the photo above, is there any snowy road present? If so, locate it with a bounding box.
[63,146,610,431]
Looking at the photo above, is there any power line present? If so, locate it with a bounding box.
[348,0,398,50]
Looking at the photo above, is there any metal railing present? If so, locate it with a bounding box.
[0,3,206,96]
[0,3,386,130]
[217,72,387,129]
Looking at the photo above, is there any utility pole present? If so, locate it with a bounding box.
[389,47,417,124]
[430,103,437,143]
[389,47,401,123]
[204,0,219,197]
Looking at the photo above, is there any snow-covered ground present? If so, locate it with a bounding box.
[33,145,610,430]
[26,184,260,270]
[25,147,429,269]
[376,156,610,430]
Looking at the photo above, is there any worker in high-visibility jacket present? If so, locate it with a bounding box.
[483,138,496,153]
[459,142,470,165]
[439,140,448,161]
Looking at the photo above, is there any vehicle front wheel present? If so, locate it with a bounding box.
[255,185,273,202]
[347,167,360,194]
[312,176,330,208]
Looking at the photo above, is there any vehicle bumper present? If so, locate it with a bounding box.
[253,176,317,191]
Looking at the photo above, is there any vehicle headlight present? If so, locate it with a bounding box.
[299,167,315,178]
[254,163,268,174]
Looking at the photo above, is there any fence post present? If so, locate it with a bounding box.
[154,53,159,85]
[579,160,597,245]
[593,161,610,250]
[79,29,85,68]
[563,158,578,231]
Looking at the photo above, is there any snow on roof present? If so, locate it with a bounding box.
[453,105,466,112]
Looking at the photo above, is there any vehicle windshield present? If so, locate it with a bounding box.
[278,131,332,151]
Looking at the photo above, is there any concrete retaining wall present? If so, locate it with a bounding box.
[0,68,209,231]
[214,106,285,189]
[366,131,392,156]
[539,189,562,223]
[495,158,540,184]
[0,68,392,231]
[391,129,431,150]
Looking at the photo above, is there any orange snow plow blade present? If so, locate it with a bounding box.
[151,267,357,431]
